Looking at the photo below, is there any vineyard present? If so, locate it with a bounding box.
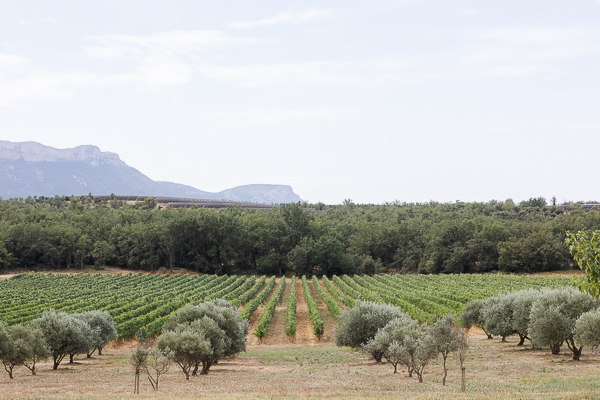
[0,271,571,340]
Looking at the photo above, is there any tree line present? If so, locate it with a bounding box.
[1,195,599,276]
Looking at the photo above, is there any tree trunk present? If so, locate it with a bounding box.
[192,362,199,376]
[373,351,383,363]
[517,334,526,346]
[442,355,448,386]
[393,363,397,374]
[461,366,466,392]
[483,328,493,339]
[134,370,140,394]
[98,346,103,356]
[69,353,75,363]
[566,340,583,360]
[200,360,212,375]
[501,336,506,342]
[4,365,13,379]
[550,342,561,354]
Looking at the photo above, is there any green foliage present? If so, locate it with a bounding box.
[0,196,595,274]
[72,310,117,356]
[240,276,276,320]
[528,287,598,359]
[335,300,407,359]
[163,299,248,362]
[302,275,324,338]
[566,230,600,299]
[574,309,600,350]
[285,277,297,337]
[312,275,342,320]
[254,278,286,340]
[156,326,212,380]
[30,310,93,369]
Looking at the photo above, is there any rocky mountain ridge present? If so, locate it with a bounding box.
[0,141,302,204]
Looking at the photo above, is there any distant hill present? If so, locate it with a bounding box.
[0,140,302,204]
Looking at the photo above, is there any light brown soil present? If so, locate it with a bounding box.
[295,278,319,346]
[307,280,337,343]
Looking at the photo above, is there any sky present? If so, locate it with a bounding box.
[1,0,599,205]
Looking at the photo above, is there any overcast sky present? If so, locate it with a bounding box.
[1,1,599,204]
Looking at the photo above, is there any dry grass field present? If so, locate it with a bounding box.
[1,326,600,399]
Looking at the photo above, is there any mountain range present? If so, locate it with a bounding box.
[0,140,302,204]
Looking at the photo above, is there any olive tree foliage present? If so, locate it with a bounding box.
[30,310,93,369]
[565,230,600,299]
[163,300,248,358]
[0,323,49,379]
[145,347,171,391]
[129,347,171,393]
[528,287,598,360]
[574,309,600,350]
[428,315,466,386]
[387,323,438,383]
[130,347,147,394]
[0,322,19,379]
[335,300,408,362]
[159,299,247,378]
[460,298,493,339]
[362,314,414,374]
[9,324,49,376]
[72,310,117,357]
[511,289,544,346]
[156,324,214,380]
[481,293,517,342]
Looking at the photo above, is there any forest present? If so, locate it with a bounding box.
[0,195,599,276]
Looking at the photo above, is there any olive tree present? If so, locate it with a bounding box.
[362,314,414,374]
[30,310,93,369]
[9,324,49,375]
[156,325,213,380]
[0,322,19,379]
[73,311,117,357]
[428,315,466,385]
[335,300,408,362]
[386,323,437,383]
[511,289,544,346]
[573,309,600,350]
[460,298,493,339]
[130,347,148,394]
[481,293,517,342]
[528,287,598,360]
[145,347,171,391]
[162,300,247,375]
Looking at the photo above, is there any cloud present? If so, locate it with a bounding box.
[228,8,333,29]
[202,106,346,126]
[459,9,479,16]
[82,30,264,90]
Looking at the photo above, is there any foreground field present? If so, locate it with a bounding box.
[1,329,599,400]
[1,271,597,399]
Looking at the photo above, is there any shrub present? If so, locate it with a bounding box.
[335,300,407,362]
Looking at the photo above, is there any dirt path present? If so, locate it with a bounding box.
[307,279,337,344]
[295,278,319,345]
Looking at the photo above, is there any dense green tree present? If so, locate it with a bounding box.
[566,230,600,299]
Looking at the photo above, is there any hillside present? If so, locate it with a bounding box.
[0,140,302,204]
